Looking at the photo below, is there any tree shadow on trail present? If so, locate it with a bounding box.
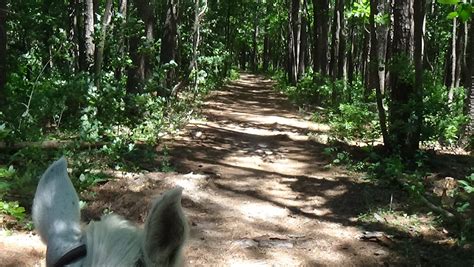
[161,74,474,265]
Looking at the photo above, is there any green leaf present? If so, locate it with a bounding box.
[438,0,460,5]
[458,4,472,22]
[447,11,459,19]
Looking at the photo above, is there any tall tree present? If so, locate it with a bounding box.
[369,0,389,149]
[467,9,474,136]
[389,0,419,158]
[84,0,95,72]
[313,0,329,75]
[94,0,113,86]
[413,0,425,151]
[0,0,6,106]
[287,0,301,85]
[126,0,155,94]
[161,0,179,91]
[376,0,389,94]
[170,0,208,97]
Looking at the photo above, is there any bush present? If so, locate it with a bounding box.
[329,102,380,143]
[422,74,468,145]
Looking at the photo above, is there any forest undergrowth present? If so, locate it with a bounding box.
[274,69,474,247]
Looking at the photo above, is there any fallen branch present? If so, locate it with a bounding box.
[419,194,456,220]
[0,140,105,150]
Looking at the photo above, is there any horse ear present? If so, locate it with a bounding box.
[142,187,188,266]
[32,157,83,266]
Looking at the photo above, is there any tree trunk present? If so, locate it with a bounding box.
[262,0,272,72]
[370,0,389,149]
[448,14,457,103]
[362,27,370,99]
[263,33,270,72]
[312,0,319,73]
[299,9,307,79]
[94,0,113,86]
[0,0,6,106]
[251,0,260,72]
[136,0,155,80]
[317,0,329,75]
[466,13,474,136]
[329,0,339,80]
[67,0,80,72]
[389,0,418,158]
[115,0,128,81]
[161,0,179,91]
[76,0,87,72]
[413,0,425,152]
[41,1,53,72]
[170,0,208,98]
[84,0,95,72]
[336,0,345,80]
[376,0,389,95]
[287,0,301,85]
[347,24,354,97]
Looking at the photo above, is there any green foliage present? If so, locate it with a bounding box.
[229,68,240,80]
[329,102,380,143]
[0,201,26,221]
[438,0,473,22]
[422,75,468,145]
[458,173,474,213]
[367,155,405,181]
[459,173,474,194]
[456,173,474,242]
[347,0,370,23]
[0,166,15,198]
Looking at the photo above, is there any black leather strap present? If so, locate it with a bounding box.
[54,244,87,267]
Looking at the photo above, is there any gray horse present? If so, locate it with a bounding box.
[32,157,188,267]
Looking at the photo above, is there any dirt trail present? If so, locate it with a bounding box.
[163,74,393,266]
[1,74,397,266]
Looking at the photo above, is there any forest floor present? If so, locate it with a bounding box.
[1,73,473,266]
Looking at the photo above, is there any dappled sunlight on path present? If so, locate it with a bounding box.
[165,73,395,266]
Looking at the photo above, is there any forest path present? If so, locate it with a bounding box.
[162,73,392,266]
[0,74,395,266]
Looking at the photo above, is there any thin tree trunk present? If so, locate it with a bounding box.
[115,0,128,81]
[77,0,87,72]
[370,0,389,149]
[312,0,320,73]
[299,8,307,79]
[68,0,80,72]
[84,0,95,72]
[0,0,6,106]
[136,0,155,80]
[376,0,389,95]
[347,25,354,99]
[413,0,425,152]
[319,0,329,75]
[336,0,345,80]
[466,11,474,135]
[362,27,370,99]
[94,0,113,86]
[448,15,457,103]
[161,0,179,91]
[170,0,208,97]
[329,0,339,80]
[455,16,465,88]
[251,0,259,72]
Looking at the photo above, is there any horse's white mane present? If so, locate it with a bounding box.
[32,157,188,267]
[82,215,142,267]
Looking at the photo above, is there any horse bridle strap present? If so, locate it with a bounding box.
[54,244,87,267]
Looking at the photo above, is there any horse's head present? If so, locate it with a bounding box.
[32,157,188,267]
